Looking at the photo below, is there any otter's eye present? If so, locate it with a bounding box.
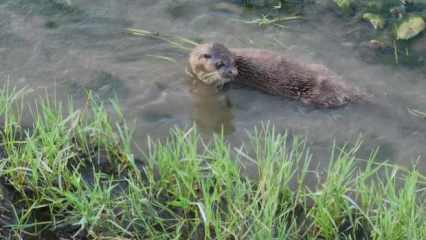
[215,61,225,69]
[203,54,211,59]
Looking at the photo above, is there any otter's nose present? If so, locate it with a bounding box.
[228,68,238,77]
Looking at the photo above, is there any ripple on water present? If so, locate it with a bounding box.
[0,0,426,171]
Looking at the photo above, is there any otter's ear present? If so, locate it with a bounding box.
[201,54,211,59]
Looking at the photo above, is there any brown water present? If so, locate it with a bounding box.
[1,0,426,171]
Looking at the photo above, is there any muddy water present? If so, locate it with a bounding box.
[1,0,426,171]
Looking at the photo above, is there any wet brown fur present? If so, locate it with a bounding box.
[189,43,366,108]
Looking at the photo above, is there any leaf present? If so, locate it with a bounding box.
[408,108,426,119]
[334,0,352,12]
[362,13,385,30]
[396,16,425,40]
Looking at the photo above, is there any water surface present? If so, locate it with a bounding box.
[1,0,426,171]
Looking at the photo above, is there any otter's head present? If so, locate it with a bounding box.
[189,43,238,87]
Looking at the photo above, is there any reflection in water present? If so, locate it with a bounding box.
[190,79,235,135]
[65,70,129,100]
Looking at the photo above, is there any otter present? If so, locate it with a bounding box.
[188,43,366,108]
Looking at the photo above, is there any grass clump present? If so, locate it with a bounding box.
[0,85,425,239]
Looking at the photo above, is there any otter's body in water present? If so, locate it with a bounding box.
[188,43,365,108]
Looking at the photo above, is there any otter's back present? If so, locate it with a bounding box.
[231,48,318,98]
[230,48,361,107]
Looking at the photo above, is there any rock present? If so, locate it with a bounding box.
[396,16,425,40]
[367,39,387,50]
[362,13,385,30]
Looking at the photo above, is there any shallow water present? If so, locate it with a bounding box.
[1,0,426,171]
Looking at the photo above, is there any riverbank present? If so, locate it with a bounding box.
[0,86,425,239]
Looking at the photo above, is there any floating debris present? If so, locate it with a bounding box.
[146,54,177,63]
[235,15,303,28]
[408,108,426,119]
[127,28,199,51]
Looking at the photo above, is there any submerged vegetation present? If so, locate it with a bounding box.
[126,0,426,67]
[238,0,426,65]
[0,86,425,239]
